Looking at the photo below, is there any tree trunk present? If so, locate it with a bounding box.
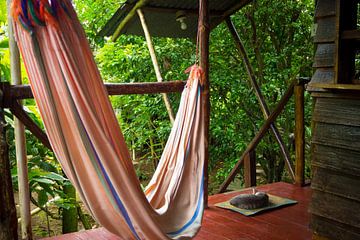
[0,108,18,240]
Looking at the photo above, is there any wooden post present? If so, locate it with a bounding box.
[0,106,17,240]
[226,18,295,182]
[244,149,256,187]
[137,9,175,124]
[294,82,305,186]
[7,0,32,239]
[198,0,210,207]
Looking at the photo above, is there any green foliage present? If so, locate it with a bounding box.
[71,0,314,191]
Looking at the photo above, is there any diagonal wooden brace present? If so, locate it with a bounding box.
[226,18,295,182]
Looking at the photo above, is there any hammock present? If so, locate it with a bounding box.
[12,0,205,239]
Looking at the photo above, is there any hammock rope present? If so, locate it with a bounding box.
[12,0,206,239]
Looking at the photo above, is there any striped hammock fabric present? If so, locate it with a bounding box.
[11,0,205,239]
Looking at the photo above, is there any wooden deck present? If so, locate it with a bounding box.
[43,182,312,240]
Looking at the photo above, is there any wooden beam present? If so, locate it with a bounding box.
[9,102,52,151]
[7,0,32,238]
[0,107,17,240]
[295,83,305,186]
[4,81,185,101]
[137,9,175,123]
[244,149,256,188]
[199,0,210,208]
[218,79,296,193]
[342,29,360,40]
[309,83,360,91]
[226,18,295,182]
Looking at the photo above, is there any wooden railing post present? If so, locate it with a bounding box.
[0,106,17,240]
[199,0,210,207]
[244,149,256,187]
[294,81,305,186]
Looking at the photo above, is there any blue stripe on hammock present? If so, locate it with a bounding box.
[83,130,141,240]
[167,86,204,237]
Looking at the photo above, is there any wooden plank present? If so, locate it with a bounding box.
[312,122,360,151]
[309,68,335,84]
[310,83,360,91]
[42,182,311,240]
[311,91,360,99]
[310,190,360,228]
[312,144,360,177]
[313,17,337,43]
[313,44,336,68]
[342,29,360,40]
[311,166,360,201]
[313,97,360,126]
[311,215,360,240]
[315,0,336,18]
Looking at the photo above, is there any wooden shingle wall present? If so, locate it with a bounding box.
[309,1,360,239]
[309,0,337,89]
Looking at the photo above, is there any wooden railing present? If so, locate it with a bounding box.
[218,77,310,193]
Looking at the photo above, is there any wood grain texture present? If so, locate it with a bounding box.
[312,97,360,127]
[313,44,336,68]
[315,0,336,18]
[310,68,335,84]
[311,166,360,201]
[313,17,336,43]
[311,215,360,240]
[312,144,360,177]
[42,182,312,240]
[312,122,360,151]
[310,190,360,229]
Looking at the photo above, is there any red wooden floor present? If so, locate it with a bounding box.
[43,182,312,240]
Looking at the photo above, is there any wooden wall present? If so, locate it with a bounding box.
[309,0,360,239]
[310,96,360,239]
[308,0,337,90]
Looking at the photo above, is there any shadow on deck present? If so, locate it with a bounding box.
[43,182,311,240]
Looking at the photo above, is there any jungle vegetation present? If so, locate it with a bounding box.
[0,0,314,236]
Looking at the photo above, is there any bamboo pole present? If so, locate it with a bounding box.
[111,0,147,42]
[7,0,32,239]
[199,0,210,207]
[137,9,175,124]
[226,18,295,182]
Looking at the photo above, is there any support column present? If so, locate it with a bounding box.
[244,149,256,187]
[0,106,17,240]
[7,0,32,239]
[294,82,305,186]
[198,0,210,207]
